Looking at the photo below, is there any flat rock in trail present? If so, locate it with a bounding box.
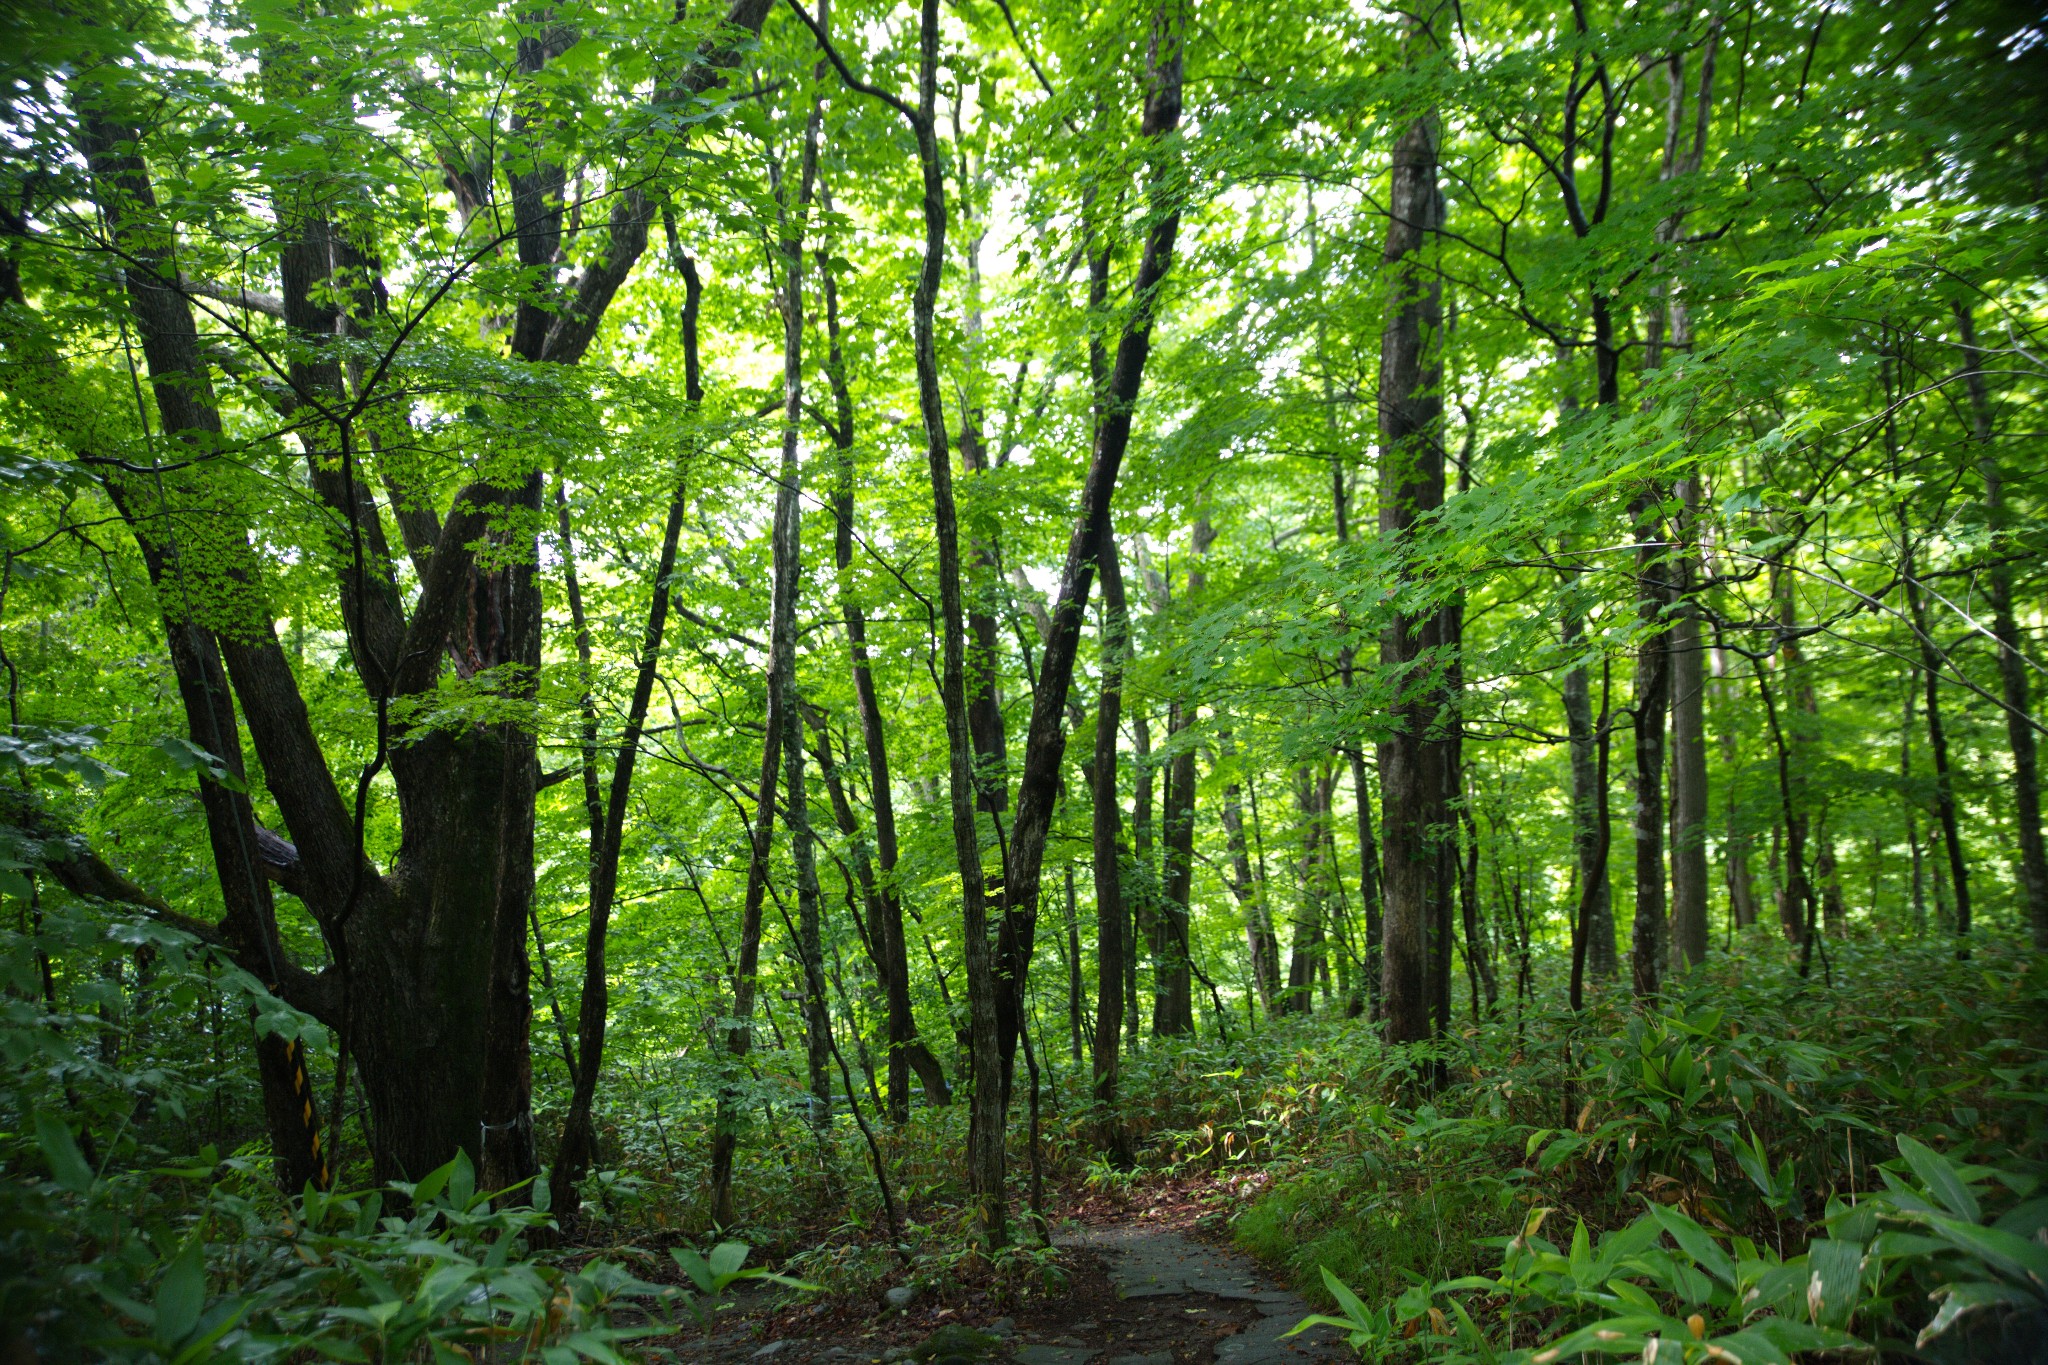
[1060,1227,1298,1305]
[664,1221,1345,1365]
[1052,1225,1345,1365]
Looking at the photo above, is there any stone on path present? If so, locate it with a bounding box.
[1050,1225,1345,1365]
[1014,1347,1100,1365]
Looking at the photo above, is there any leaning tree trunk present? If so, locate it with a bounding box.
[979,0,1187,1101]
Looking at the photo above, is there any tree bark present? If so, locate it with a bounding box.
[1153,526,1209,1037]
[1091,534,1129,1124]
[1281,769,1325,1015]
[1376,111,1447,1049]
[1562,619,1617,979]
[1626,411,1672,998]
[983,1,1186,1100]
[811,229,950,1118]
[1905,570,1972,954]
[1219,732,1279,1011]
[1954,303,2047,950]
[1668,486,1710,970]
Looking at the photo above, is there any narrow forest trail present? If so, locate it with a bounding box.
[671,1211,1348,1365]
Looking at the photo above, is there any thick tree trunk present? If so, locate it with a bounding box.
[1562,625,1617,979]
[75,0,775,1196]
[1668,487,1710,970]
[1624,342,1672,996]
[1155,701,1197,1036]
[1376,112,1448,1049]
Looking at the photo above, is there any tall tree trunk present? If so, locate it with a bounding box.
[1131,710,1157,1025]
[1563,621,1617,978]
[1155,700,1197,1036]
[772,119,833,1130]
[1219,732,1279,1011]
[546,219,719,1218]
[1091,534,1129,1121]
[884,0,1008,1244]
[1954,303,2047,950]
[1653,22,1717,975]
[1065,867,1084,1063]
[1902,663,1928,937]
[1456,802,1498,1012]
[813,213,949,1118]
[1668,487,1710,969]
[549,423,691,1218]
[1711,641,1760,928]
[1556,346,1617,981]
[1153,523,1209,1038]
[980,0,1186,1100]
[1282,769,1325,1015]
[1905,570,1972,954]
[1625,361,1672,997]
[1376,111,1448,1049]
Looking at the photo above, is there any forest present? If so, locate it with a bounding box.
[3,0,2046,1359]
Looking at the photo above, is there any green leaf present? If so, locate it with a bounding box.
[708,1240,749,1281]
[1919,1281,2036,1346]
[1898,1135,1982,1222]
[155,1237,206,1345]
[671,1247,714,1294]
[1649,1205,1736,1286]
[1920,1214,2048,1287]
[410,1155,458,1206]
[34,1112,94,1193]
[152,736,247,792]
[1803,1239,1864,1329]
[445,1149,475,1209]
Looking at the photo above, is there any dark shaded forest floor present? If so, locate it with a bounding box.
[658,1177,1348,1365]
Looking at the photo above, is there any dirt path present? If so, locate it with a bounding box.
[671,1220,1348,1365]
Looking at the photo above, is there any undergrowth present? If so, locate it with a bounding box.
[1100,930,2048,1358]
